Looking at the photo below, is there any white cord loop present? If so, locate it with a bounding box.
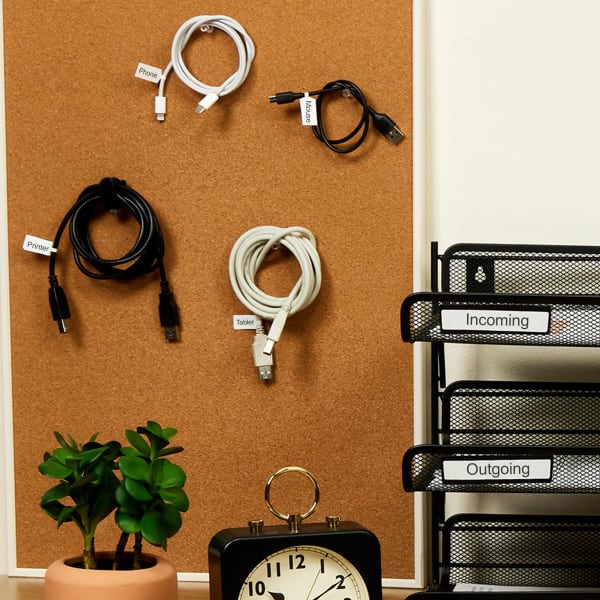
[229,226,322,354]
[156,15,255,119]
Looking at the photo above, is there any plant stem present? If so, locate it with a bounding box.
[83,533,96,569]
[132,532,143,570]
[113,531,129,570]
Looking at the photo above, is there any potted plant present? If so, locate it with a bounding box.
[38,421,189,600]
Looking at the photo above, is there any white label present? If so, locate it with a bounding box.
[22,234,56,256]
[134,62,162,83]
[299,93,318,126]
[440,308,550,333]
[443,458,552,482]
[233,315,257,330]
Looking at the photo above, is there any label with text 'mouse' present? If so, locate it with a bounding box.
[440,307,550,334]
[443,458,553,483]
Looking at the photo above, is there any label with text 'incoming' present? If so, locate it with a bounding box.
[443,458,553,483]
[441,307,550,334]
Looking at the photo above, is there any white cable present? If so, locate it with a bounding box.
[155,15,255,120]
[229,226,322,358]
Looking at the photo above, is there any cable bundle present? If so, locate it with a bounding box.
[48,177,180,341]
[269,79,404,153]
[229,226,322,379]
[155,15,256,120]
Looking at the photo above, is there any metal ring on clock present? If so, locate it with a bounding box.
[264,466,321,523]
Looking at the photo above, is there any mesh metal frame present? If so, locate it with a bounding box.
[442,514,600,589]
[441,244,600,295]
[403,445,600,493]
[441,380,600,446]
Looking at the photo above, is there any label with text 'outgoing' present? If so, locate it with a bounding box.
[443,458,553,483]
[440,307,550,334]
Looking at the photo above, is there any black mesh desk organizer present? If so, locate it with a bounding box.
[401,243,600,597]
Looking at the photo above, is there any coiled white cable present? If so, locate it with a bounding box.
[229,226,322,357]
[155,15,256,120]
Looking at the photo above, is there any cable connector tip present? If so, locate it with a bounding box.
[269,91,304,104]
[252,332,274,381]
[195,92,219,114]
[371,110,404,144]
[155,96,166,122]
[159,287,180,342]
[48,281,71,334]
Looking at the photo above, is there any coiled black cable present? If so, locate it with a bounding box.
[311,80,371,154]
[269,79,404,154]
[48,177,180,341]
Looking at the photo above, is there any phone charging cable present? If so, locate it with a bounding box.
[229,226,322,380]
[155,14,255,120]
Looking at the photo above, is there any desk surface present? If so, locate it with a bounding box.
[1,577,418,599]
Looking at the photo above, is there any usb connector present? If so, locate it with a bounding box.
[159,283,180,342]
[48,276,71,334]
[370,110,405,144]
[268,91,305,104]
[252,332,273,381]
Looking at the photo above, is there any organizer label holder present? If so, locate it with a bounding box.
[440,306,551,334]
[442,458,553,483]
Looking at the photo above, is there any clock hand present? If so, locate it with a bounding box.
[268,593,285,600]
[311,575,350,600]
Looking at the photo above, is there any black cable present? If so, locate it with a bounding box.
[269,79,404,154]
[48,177,180,341]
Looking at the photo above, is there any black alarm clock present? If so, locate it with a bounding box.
[208,466,383,600]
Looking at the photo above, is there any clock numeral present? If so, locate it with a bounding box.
[248,581,266,596]
[288,553,306,570]
[335,574,348,589]
[266,561,281,578]
[320,558,325,574]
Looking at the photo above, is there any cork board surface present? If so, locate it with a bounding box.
[4,0,413,579]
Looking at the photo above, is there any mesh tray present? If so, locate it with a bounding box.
[402,445,600,493]
[440,380,600,446]
[441,514,600,590]
[440,243,600,295]
[400,292,600,346]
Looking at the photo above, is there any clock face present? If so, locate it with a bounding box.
[237,545,370,600]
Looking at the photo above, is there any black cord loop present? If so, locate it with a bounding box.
[311,80,371,154]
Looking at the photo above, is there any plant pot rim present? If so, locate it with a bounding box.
[60,550,161,570]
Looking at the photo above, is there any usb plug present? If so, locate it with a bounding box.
[158,283,180,342]
[370,110,405,144]
[48,276,71,333]
[252,332,273,381]
[268,91,305,104]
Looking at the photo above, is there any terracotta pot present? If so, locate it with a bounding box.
[44,551,178,600]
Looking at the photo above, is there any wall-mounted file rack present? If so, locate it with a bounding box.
[401,243,600,597]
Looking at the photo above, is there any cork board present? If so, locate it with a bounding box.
[3,0,414,581]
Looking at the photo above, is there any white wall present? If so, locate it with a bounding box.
[419,0,600,519]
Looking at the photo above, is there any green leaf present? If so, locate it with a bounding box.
[162,427,178,440]
[115,510,141,534]
[78,446,110,468]
[140,510,168,548]
[125,430,151,457]
[38,457,73,479]
[156,446,184,458]
[158,487,189,512]
[57,505,77,527]
[40,483,69,505]
[119,456,150,481]
[160,503,183,538]
[143,421,163,437]
[157,461,186,488]
[124,478,153,502]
